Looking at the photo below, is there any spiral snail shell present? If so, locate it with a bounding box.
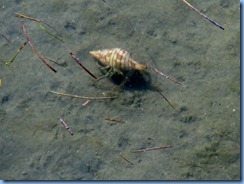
[90,48,147,71]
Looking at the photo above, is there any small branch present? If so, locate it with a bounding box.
[148,65,182,86]
[153,86,175,109]
[58,117,73,136]
[69,52,97,80]
[15,13,61,35]
[21,20,57,72]
[182,0,224,30]
[131,145,173,153]
[120,153,134,165]
[15,13,97,79]
[0,41,27,65]
[1,33,11,43]
[105,118,127,124]
[82,100,91,106]
[49,90,117,100]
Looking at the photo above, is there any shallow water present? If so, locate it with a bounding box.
[0,0,240,180]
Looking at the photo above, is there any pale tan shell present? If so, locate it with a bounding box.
[90,48,147,70]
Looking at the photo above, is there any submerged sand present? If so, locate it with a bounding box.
[0,0,240,180]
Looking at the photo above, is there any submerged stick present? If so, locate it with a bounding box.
[131,145,173,153]
[39,24,64,42]
[82,100,91,106]
[182,0,224,30]
[105,118,126,124]
[153,86,175,109]
[58,117,73,136]
[1,34,11,43]
[49,90,117,100]
[45,57,72,72]
[21,21,57,72]
[15,13,61,36]
[120,153,134,165]
[148,65,182,86]
[16,13,97,79]
[0,41,27,65]
[69,52,97,80]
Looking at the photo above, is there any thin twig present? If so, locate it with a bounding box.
[131,145,173,153]
[105,118,126,124]
[39,24,64,42]
[16,13,97,79]
[0,41,27,65]
[148,65,182,85]
[15,13,61,36]
[69,52,97,80]
[45,57,72,72]
[153,86,175,109]
[182,0,224,30]
[82,100,91,106]
[21,20,57,72]
[120,153,134,165]
[58,117,73,136]
[49,90,117,100]
[1,34,11,43]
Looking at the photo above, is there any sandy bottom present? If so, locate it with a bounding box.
[0,0,240,180]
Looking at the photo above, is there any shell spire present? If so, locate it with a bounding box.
[90,48,147,70]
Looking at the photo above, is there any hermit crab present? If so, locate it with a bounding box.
[90,48,181,108]
[90,48,181,85]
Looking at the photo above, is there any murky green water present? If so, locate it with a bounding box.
[0,0,240,180]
